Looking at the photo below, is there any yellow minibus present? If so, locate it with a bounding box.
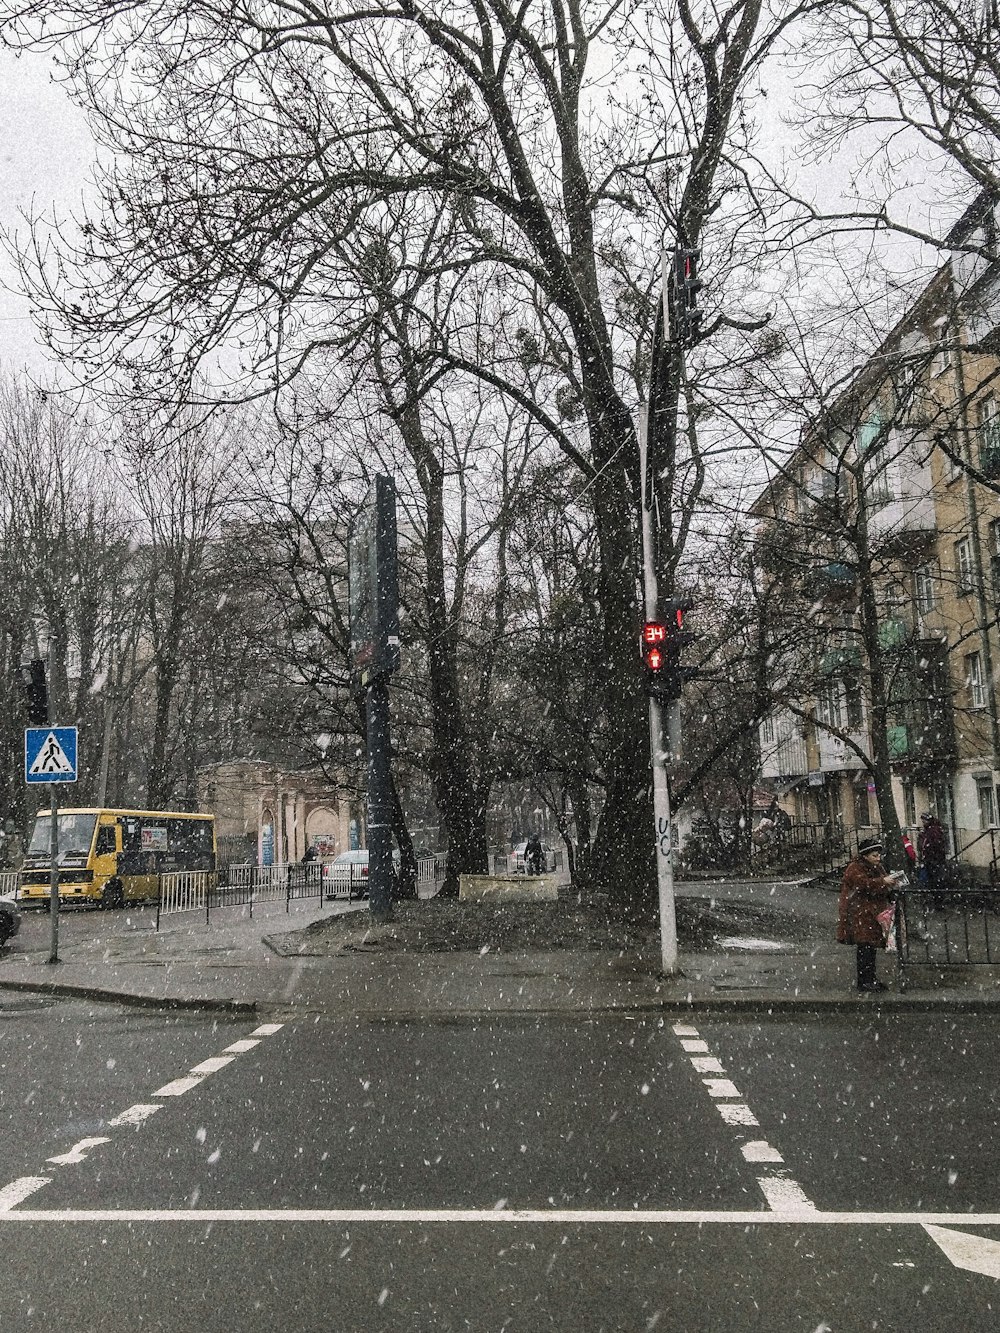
[19,807,216,908]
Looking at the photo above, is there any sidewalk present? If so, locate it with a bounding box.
[0,880,998,1017]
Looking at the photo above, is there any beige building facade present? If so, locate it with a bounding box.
[754,195,1000,875]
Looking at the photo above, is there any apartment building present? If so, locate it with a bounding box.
[753,194,1000,874]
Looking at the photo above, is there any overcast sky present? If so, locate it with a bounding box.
[0,31,949,387]
[0,48,94,377]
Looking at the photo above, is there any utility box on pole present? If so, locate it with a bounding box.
[349,476,401,924]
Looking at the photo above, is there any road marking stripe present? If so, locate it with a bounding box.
[0,1178,51,1211]
[250,1024,284,1037]
[758,1178,817,1213]
[702,1079,741,1098]
[151,1076,204,1097]
[741,1141,783,1163]
[223,1040,261,1054]
[47,1137,110,1167]
[107,1105,162,1128]
[2,1208,1000,1226]
[689,1056,725,1074]
[716,1103,759,1127]
[189,1056,237,1076]
[672,1024,700,1037]
[680,1039,709,1053]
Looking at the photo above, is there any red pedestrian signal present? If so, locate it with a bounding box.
[641,601,697,700]
[642,621,667,671]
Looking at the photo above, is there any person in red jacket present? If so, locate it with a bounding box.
[837,837,901,992]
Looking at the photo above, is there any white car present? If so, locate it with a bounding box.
[510,841,558,874]
[323,850,400,899]
[0,887,21,946]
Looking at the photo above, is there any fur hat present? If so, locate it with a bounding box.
[857,837,884,856]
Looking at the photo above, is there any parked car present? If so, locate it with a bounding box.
[510,841,558,874]
[323,849,400,899]
[0,887,21,946]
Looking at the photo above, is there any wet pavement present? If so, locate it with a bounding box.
[0,877,996,1016]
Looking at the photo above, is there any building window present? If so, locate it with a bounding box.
[934,325,954,376]
[955,537,975,594]
[866,457,893,509]
[977,776,998,829]
[981,395,1000,465]
[816,682,844,731]
[843,676,864,730]
[967,651,987,709]
[914,563,936,614]
[903,780,916,829]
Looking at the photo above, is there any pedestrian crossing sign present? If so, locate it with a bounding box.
[25,727,78,783]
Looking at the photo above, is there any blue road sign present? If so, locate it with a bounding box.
[25,727,78,784]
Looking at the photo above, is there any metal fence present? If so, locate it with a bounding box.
[0,870,19,900]
[895,886,1000,989]
[417,854,447,897]
[156,861,336,928]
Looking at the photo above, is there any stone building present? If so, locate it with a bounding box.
[197,759,357,866]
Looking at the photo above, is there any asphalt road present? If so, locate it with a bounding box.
[2,999,1000,1330]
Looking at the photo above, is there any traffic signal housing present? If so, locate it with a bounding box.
[17,659,49,726]
[671,247,702,346]
[641,599,696,701]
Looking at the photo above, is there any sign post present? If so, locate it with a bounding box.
[349,476,400,924]
[25,725,78,964]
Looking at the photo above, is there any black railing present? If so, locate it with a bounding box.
[895,886,1000,990]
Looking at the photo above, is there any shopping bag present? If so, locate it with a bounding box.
[877,905,897,952]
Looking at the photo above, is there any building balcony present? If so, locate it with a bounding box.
[820,645,862,675]
[759,734,809,780]
[878,617,911,652]
[816,729,868,771]
[980,445,1000,480]
[802,561,856,601]
[866,494,936,551]
[886,714,956,774]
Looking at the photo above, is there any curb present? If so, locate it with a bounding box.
[2,974,997,1019]
[0,978,258,1015]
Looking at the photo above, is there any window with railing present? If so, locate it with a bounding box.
[760,716,775,744]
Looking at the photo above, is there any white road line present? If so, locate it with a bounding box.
[107,1105,162,1128]
[47,1137,111,1167]
[757,1178,818,1214]
[680,1039,709,1053]
[0,1178,51,1211]
[151,1075,205,1097]
[741,1141,783,1164]
[189,1056,237,1076]
[250,1024,284,1037]
[672,1024,700,1037]
[716,1103,759,1127]
[3,1207,1000,1226]
[702,1079,741,1099]
[689,1056,725,1074]
[223,1039,261,1054]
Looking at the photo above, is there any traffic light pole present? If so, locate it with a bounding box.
[639,412,679,976]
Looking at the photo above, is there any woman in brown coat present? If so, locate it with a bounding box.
[837,838,900,992]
